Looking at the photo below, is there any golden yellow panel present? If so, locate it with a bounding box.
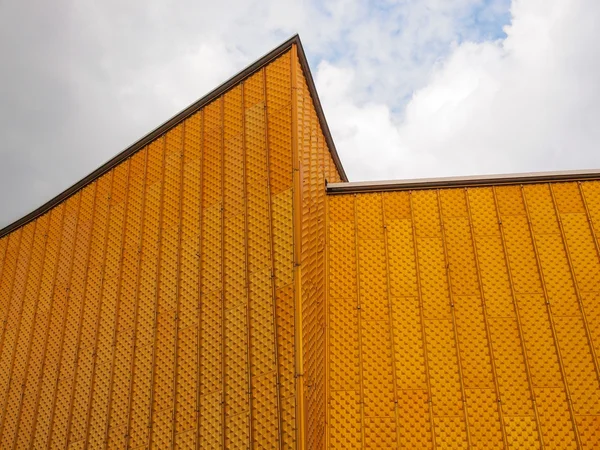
[0,214,50,448]
[295,47,343,450]
[48,184,96,449]
[327,181,600,449]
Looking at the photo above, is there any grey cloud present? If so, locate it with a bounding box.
[0,0,277,227]
[1,0,554,228]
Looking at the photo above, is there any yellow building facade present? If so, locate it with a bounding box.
[0,36,599,448]
[326,183,600,448]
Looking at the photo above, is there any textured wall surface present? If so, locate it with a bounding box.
[295,56,343,450]
[326,183,600,449]
[0,47,321,449]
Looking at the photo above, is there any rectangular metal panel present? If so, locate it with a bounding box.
[294,49,344,450]
[326,182,600,448]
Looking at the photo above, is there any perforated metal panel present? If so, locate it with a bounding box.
[326,184,600,449]
[0,46,317,449]
[295,51,343,450]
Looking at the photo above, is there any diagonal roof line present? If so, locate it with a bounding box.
[326,169,600,194]
[0,34,348,238]
[294,36,348,183]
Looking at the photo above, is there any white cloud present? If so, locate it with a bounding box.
[1,0,599,225]
[318,0,600,181]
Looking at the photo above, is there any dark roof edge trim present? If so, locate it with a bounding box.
[294,38,348,183]
[0,34,347,238]
[326,169,600,194]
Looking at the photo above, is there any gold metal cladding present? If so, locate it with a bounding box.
[291,42,306,450]
[325,182,600,448]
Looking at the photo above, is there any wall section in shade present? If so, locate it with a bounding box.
[326,182,600,448]
[294,49,344,450]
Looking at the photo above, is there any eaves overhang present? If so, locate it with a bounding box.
[326,169,600,195]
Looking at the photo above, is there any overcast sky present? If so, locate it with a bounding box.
[1,0,599,227]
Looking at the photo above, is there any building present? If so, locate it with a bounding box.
[0,35,598,449]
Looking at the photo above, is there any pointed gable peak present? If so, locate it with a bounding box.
[0,34,347,238]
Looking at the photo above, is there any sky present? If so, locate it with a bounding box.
[1,0,599,227]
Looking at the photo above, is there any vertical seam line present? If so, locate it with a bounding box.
[263,66,285,450]
[146,137,168,449]
[102,159,134,447]
[194,110,205,450]
[353,195,366,450]
[520,184,582,449]
[380,194,401,448]
[241,83,255,449]
[25,195,68,448]
[10,211,54,449]
[491,186,545,448]
[171,115,187,448]
[408,191,437,449]
[45,190,85,448]
[290,43,306,450]
[0,221,39,441]
[556,184,600,387]
[436,189,472,448]
[220,96,227,450]
[124,147,150,448]
[464,188,509,448]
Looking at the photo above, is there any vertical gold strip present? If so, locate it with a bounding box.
[521,185,582,449]
[580,182,600,266]
[79,172,116,449]
[1,215,47,446]
[194,111,205,450]
[290,42,305,450]
[171,121,187,448]
[59,187,98,448]
[0,238,9,286]
[380,194,401,446]
[554,185,600,385]
[108,151,146,447]
[464,188,509,448]
[491,186,545,448]
[124,147,150,447]
[146,137,168,448]
[436,189,472,448]
[0,221,38,441]
[324,195,330,450]
[60,183,99,447]
[0,230,20,409]
[220,96,227,450]
[263,67,284,449]
[408,191,436,449]
[0,234,12,368]
[353,195,366,449]
[26,200,68,450]
[102,159,133,444]
[44,191,85,448]
[241,82,254,449]
[0,229,24,361]
[7,214,51,449]
[15,207,61,449]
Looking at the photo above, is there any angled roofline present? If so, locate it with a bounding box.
[0,34,348,238]
[326,169,600,194]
